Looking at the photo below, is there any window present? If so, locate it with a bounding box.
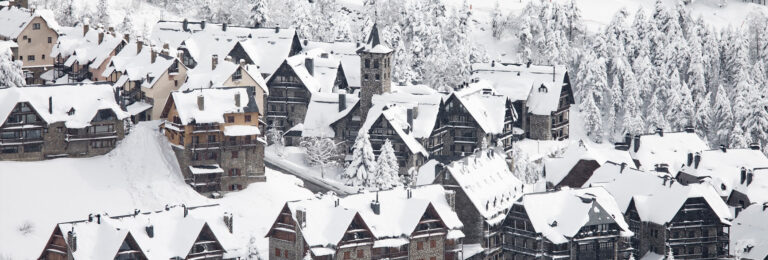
[233,68,242,81]
[206,152,217,160]
[417,241,423,250]
[357,250,363,258]
[208,135,216,143]
[229,168,241,176]
[274,248,280,257]
[364,74,369,80]
[343,251,350,259]
[41,54,45,60]
[27,38,31,43]
[2,146,19,154]
[365,58,370,68]
[48,37,52,43]
[375,74,380,81]
[192,136,200,144]
[374,59,380,68]
[18,56,22,61]
[27,55,34,61]
[33,23,40,30]
[193,152,201,161]
[227,116,235,123]
[232,151,239,158]
[245,115,251,122]
[23,143,42,153]
[430,257,436,260]
[89,124,114,134]
[430,240,436,248]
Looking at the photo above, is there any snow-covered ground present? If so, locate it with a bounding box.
[0,122,314,260]
[266,146,358,194]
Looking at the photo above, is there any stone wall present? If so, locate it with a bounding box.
[0,119,125,161]
[409,235,445,260]
[526,114,552,140]
[335,244,372,260]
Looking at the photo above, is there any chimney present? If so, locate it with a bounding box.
[275,27,280,33]
[655,164,669,173]
[98,32,104,44]
[182,19,189,31]
[145,225,154,238]
[655,128,664,137]
[338,94,346,112]
[183,204,188,218]
[633,135,641,153]
[694,152,701,168]
[370,192,381,215]
[749,143,761,150]
[763,202,768,211]
[96,214,101,224]
[720,144,727,153]
[296,208,306,227]
[83,23,89,37]
[526,60,532,68]
[406,188,412,199]
[407,108,414,129]
[151,49,157,64]
[552,65,556,82]
[67,230,77,252]
[747,170,754,186]
[687,153,693,166]
[620,162,627,173]
[200,20,206,29]
[88,214,93,222]
[491,60,495,67]
[239,59,245,67]
[123,34,129,43]
[234,92,241,107]
[222,23,227,31]
[212,54,218,70]
[303,39,308,46]
[197,95,204,110]
[305,58,314,76]
[444,190,456,211]
[624,133,631,145]
[334,198,339,207]
[740,167,747,184]
[161,43,169,56]
[136,40,143,55]
[223,213,234,233]
[684,126,695,133]
[108,27,114,34]
[177,50,184,60]
[48,96,52,114]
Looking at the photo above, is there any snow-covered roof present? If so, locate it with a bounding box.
[452,81,515,134]
[0,6,59,39]
[304,41,361,87]
[0,40,17,53]
[284,185,462,250]
[105,39,180,89]
[629,131,709,174]
[517,186,632,244]
[51,25,125,69]
[679,148,768,199]
[151,20,297,75]
[730,203,768,260]
[275,48,344,94]
[182,57,267,94]
[0,83,129,128]
[223,125,260,136]
[189,164,224,175]
[471,62,568,115]
[584,162,731,225]
[170,87,258,125]
[302,92,359,138]
[444,149,523,225]
[55,205,235,259]
[544,140,634,187]
[357,23,392,54]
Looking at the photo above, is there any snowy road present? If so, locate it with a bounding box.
[264,159,352,196]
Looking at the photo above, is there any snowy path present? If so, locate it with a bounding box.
[264,149,355,196]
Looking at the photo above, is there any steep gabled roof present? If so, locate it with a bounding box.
[304,41,361,87]
[0,83,129,128]
[517,187,632,244]
[302,92,359,138]
[169,87,258,125]
[629,130,709,174]
[0,6,59,39]
[584,162,731,225]
[544,140,634,187]
[471,62,570,115]
[444,149,524,225]
[450,80,515,134]
[679,148,768,199]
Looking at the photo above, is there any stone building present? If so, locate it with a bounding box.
[502,187,633,260]
[429,81,517,162]
[266,48,349,131]
[357,23,393,123]
[584,162,732,259]
[37,204,236,260]
[0,83,129,161]
[266,185,465,260]
[0,6,59,84]
[434,148,524,260]
[470,62,574,140]
[161,87,265,196]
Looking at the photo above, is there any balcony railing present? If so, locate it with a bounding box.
[268,96,309,104]
[192,124,220,133]
[446,120,475,128]
[191,142,221,150]
[453,136,477,143]
[69,69,91,82]
[66,132,118,141]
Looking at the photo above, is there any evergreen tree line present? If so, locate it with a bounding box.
[507,0,768,155]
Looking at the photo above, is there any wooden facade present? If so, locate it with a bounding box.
[265,61,314,131]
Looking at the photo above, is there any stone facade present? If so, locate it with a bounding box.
[161,87,266,196]
[265,61,313,131]
[0,102,126,161]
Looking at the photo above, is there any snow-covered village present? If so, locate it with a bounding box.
[0,0,767,259]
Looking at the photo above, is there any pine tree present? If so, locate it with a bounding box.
[345,134,377,187]
[117,12,134,35]
[729,125,749,149]
[632,52,654,104]
[621,67,644,135]
[742,66,768,152]
[95,0,110,27]
[694,92,712,139]
[0,50,25,88]
[491,0,505,39]
[583,93,604,143]
[646,87,668,132]
[373,139,400,189]
[250,0,269,27]
[711,85,734,145]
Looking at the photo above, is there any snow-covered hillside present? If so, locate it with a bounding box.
[0,122,314,260]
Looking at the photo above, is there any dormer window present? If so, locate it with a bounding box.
[538,85,548,93]
[67,108,75,116]
[232,68,242,81]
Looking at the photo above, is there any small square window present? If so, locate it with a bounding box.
[227,116,235,123]
[232,151,238,158]
[375,74,380,80]
[245,115,251,122]
[274,248,280,256]
[357,250,363,258]
[27,55,34,61]
[48,37,52,43]
[33,23,40,30]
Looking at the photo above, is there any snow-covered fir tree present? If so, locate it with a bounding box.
[250,0,269,27]
[344,133,377,187]
[373,139,399,189]
[0,50,25,88]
